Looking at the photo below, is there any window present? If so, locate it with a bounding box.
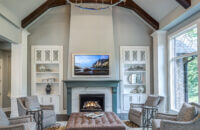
[169,25,199,111]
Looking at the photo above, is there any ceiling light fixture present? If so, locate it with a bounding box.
[66,0,125,10]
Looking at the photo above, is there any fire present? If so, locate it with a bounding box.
[83,101,101,109]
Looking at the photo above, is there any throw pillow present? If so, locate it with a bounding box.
[144,95,160,107]
[25,96,41,110]
[177,103,197,121]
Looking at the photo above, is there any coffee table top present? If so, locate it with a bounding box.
[66,112,126,130]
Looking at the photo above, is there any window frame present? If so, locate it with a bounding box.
[168,20,200,112]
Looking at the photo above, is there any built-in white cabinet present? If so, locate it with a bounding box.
[38,95,60,114]
[120,46,150,113]
[35,48,60,64]
[32,46,63,114]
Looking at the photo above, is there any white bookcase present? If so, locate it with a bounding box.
[31,46,63,114]
[120,46,150,113]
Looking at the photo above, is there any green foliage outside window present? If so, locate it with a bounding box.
[187,56,198,103]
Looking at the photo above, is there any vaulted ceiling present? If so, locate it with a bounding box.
[0,0,190,30]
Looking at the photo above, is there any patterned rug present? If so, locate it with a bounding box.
[124,121,139,128]
[45,123,65,130]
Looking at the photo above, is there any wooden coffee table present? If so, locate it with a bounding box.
[66,112,126,130]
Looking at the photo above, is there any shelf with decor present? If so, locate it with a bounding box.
[31,45,63,114]
[120,46,150,113]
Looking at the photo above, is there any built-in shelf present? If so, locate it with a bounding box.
[36,63,59,65]
[36,82,60,84]
[36,72,59,74]
[32,45,63,114]
[123,93,146,95]
[124,71,146,73]
[120,46,150,113]
[124,84,145,86]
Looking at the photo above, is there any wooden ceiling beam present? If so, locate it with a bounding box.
[176,0,191,9]
[21,0,159,30]
[118,0,159,30]
[21,0,66,28]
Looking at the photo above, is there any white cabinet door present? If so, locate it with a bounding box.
[132,94,140,104]
[44,49,52,63]
[52,49,59,63]
[131,50,138,62]
[123,49,131,63]
[123,95,131,111]
[37,95,60,114]
[140,50,146,62]
[35,49,44,63]
[139,94,147,104]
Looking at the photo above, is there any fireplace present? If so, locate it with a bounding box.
[79,94,105,112]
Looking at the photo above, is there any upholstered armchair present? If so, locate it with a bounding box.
[128,95,164,127]
[152,102,200,130]
[0,108,36,130]
[17,96,56,128]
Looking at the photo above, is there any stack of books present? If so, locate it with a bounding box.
[84,112,104,119]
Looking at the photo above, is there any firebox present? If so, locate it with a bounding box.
[79,94,105,112]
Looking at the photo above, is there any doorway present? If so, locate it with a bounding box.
[0,40,11,113]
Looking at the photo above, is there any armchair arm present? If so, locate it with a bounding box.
[40,105,54,110]
[161,119,200,130]
[156,113,177,121]
[130,103,144,109]
[17,101,28,116]
[0,124,25,130]
[9,115,33,125]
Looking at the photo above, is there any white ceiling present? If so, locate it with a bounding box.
[134,0,179,21]
[0,0,179,21]
[0,0,45,20]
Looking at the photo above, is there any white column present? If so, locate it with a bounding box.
[11,29,29,117]
[151,31,167,112]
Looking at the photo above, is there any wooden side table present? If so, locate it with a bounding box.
[27,108,43,130]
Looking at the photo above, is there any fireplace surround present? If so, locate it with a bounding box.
[80,94,105,112]
[63,80,120,115]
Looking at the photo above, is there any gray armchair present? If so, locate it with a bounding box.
[17,96,56,128]
[0,108,36,130]
[152,102,200,130]
[128,95,164,126]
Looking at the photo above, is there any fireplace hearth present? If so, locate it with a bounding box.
[80,94,105,112]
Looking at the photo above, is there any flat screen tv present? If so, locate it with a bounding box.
[73,54,110,76]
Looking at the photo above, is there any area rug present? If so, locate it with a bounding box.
[124,121,139,128]
[45,123,66,130]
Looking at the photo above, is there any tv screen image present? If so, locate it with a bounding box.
[74,55,109,76]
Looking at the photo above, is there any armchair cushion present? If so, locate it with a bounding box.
[24,122,36,130]
[43,110,56,119]
[144,95,160,107]
[25,96,40,110]
[177,103,197,121]
[156,113,177,121]
[0,108,9,126]
[9,115,33,125]
[0,124,24,130]
[129,108,142,117]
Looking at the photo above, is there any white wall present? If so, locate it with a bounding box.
[68,5,116,80]
[27,5,153,110]
[0,4,21,43]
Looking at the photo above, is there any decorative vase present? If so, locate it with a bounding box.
[137,86,145,93]
[46,83,52,94]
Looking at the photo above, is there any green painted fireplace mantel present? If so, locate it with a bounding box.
[63,80,120,115]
